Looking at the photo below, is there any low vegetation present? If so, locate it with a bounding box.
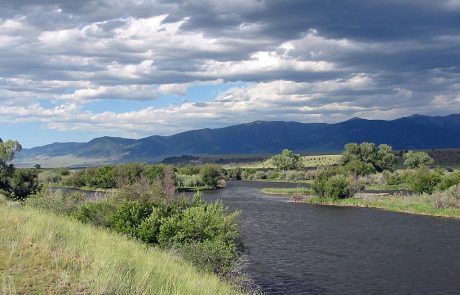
[1,138,251,292]
[43,163,226,191]
[305,142,460,218]
[260,187,311,196]
[0,204,242,294]
[306,185,460,219]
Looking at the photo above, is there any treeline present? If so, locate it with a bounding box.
[48,163,226,191]
[312,142,460,200]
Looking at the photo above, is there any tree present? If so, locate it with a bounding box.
[342,142,397,175]
[10,169,41,200]
[403,151,434,169]
[271,149,303,171]
[376,144,398,172]
[0,139,22,193]
[200,165,221,188]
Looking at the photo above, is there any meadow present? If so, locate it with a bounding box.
[0,198,242,295]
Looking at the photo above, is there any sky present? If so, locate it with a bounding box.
[1,0,460,148]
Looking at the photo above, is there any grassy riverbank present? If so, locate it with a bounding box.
[0,203,241,294]
[304,193,460,219]
[248,179,313,184]
[261,188,311,196]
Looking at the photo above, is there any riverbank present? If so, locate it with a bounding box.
[304,193,460,219]
[246,179,313,185]
[260,187,311,196]
[0,204,242,294]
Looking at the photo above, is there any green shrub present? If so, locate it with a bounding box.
[225,168,242,180]
[312,167,343,197]
[25,189,86,215]
[142,164,166,183]
[73,200,119,227]
[407,167,443,194]
[10,169,41,200]
[404,151,434,169]
[95,166,117,189]
[437,170,460,191]
[115,163,145,186]
[252,171,267,180]
[271,149,303,171]
[110,201,153,237]
[284,170,305,181]
[177,165,201,176]
[200,165,222,188]
[382,170,404,186]
[158,201,240,247]
[176,173,203,188]
[136,207,166,244]
[344,159,375,176]
[324,175,351,199]
[267,170,280,180]
[342,142,397,174]
[176,240,238,275]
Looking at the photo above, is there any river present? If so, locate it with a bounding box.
[203,181,460,294]
[53,182,460,294]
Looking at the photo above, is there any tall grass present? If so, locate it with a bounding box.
[305,192,460,219]
[0,205,242,294]
[260,188,311,196]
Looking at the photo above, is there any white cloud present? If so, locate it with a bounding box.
[158,84,188,96]
[61,85,158,101]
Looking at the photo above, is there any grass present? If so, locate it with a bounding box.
[301,155,342,168]
[260,188,311,196]
[0,204,242,295]
[234,154,341,169]
[248,178,314,184]
[177,186,216,192]
[304,193,460,219]
[364,184,409,190]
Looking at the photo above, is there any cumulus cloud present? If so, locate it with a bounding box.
[0,0,459,143]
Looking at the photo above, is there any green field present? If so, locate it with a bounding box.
[231,154,341,169]
[0,202,241,295]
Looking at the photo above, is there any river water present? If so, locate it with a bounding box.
[53,182,460,294]
[202,181,460,294]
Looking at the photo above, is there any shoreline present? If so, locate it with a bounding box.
[303,196,460,220]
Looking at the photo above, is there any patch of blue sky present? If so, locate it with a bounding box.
[81,82,249,113]
[1,122,92,148]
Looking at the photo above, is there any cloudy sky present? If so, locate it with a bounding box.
[1,0,460,147]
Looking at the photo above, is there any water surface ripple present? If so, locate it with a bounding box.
[203,181,460,294]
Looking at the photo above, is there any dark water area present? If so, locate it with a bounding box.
[203,181,460,294]
[52,182,460,294]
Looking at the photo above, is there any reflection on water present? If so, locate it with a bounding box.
[203,181,460,294]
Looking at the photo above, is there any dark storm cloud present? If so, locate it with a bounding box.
[0,0,459,137]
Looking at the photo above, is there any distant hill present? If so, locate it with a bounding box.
[14,114,460,167]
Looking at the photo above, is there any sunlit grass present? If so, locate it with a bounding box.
[233,154,341,169]
[260,188,311,196]
[305,194,460,219]
[0,204,242,295]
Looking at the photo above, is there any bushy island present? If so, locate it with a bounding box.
[0,139,251,294]
[257,143,460,219]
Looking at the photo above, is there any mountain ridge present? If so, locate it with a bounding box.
[14,114,460,167]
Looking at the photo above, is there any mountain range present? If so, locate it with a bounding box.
[14,114,460,167]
